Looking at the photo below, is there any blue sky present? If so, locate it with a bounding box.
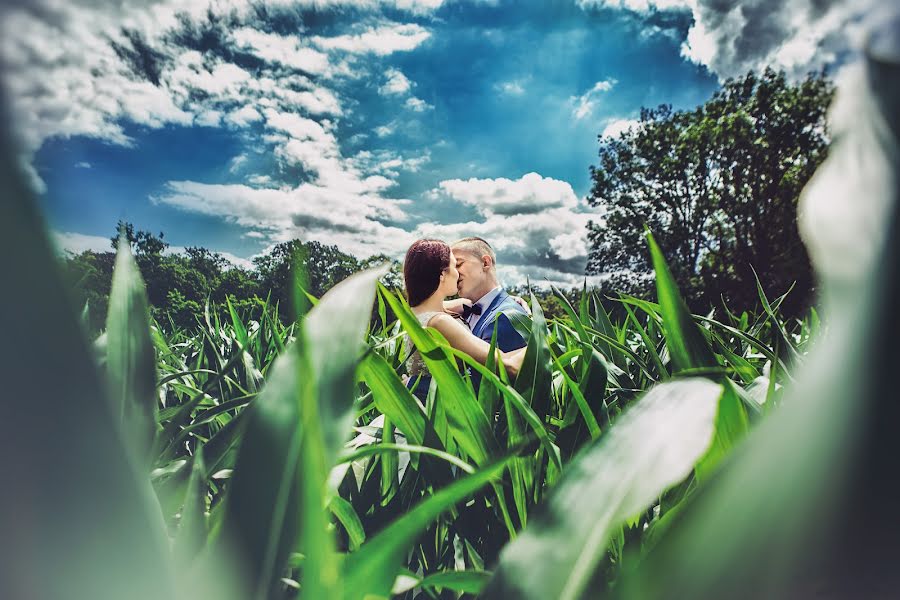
[1,0,872,285]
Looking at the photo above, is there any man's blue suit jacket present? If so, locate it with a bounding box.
[407,290,529,400]
[471,290,528,352]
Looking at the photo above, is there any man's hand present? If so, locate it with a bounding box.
[443,297,473,314]
[510,295,532,316]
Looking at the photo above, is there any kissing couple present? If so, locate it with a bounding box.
[403,236,531,400]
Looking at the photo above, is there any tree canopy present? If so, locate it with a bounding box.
[586,68,835,315]
[65,224,401,331]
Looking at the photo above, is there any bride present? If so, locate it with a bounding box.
[403,238,526,399]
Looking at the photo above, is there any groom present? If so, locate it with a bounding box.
[452,237,528,356]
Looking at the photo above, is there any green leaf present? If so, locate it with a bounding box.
[0,132,175,599]
[341,455,512,600]
[645,231,717,372]
[215,348,307,600]
[623,302,667,380]
[514,293,554,425]
[328,496,366,552]
[297,267,388,600]
[174,449,208,564]
[483,379,723,600]
[359,352,433,450]
[106,230,158,466]
[338,443,476,475]
[418,569,493,594]
[305,267,389,467]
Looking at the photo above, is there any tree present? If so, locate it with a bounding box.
[253,240,361,318]
[586,68,835,315]
[110,220,168,257]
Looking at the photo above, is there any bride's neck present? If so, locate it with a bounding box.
[413,292,445,313]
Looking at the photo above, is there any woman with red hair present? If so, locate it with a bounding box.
[403,239,526,399]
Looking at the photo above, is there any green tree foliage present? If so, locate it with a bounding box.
[64,224,402,332]
[586,68,835,315]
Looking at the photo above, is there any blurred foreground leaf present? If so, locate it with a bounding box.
[483,378,723,600]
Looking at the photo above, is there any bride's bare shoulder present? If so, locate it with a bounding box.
[426,312,463,329]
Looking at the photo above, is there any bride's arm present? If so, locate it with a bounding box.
[427,314,524,377]
[442,297,472,314]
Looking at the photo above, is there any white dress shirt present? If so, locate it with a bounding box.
[466,286,502,330]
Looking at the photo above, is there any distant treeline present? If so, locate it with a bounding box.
[61,223,401,331]
[60,223,600,332]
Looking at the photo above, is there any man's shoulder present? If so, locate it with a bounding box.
[496,291,528,314]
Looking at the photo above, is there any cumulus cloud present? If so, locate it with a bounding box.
[0,0,439,195]
[422,173,597,285]
[153,180,415,258]
[311,23,431,55]
[380,68,412,95]
[577,0,690,10]
[405,97,433,112]
[52,231,112,255]
[436,172,579,216]
[231,27,331,75]
[578,0,875,81]
[571,79,617,120]
[601,117,641,138]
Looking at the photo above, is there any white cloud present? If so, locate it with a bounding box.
[571,79,617,120]
[496,80,526,95]
[75,161,92,169]
[601,118,641,138]
[374,124,395,137]
[52,231,112,255]
[414,209,593,285]
[422,173,597,283]
[437,172,579,216]
[577,0,691,11]
[226,105,263,127]
[312,23,431,55]
[405,97,433,112]
[232,27,330,75]
[579,0,875,81]
[154,180,414,258]
[380,68,412,95]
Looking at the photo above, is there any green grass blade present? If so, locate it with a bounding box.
[483,379,723,600]
[359,352,432,449]
[645,231,717,372]
[338,443,476,474]
[304,267,389,467]
[0,132,175,600]
[514,293,554,428]
[297,267,388,600]
[551,353,601,439]
[341,455,512,600]
[214,348,307,600]
[328,496,366,552]
[623,302,668,380]
[174,449,208,564]
[106,231,158,466]
[417,570,493,594]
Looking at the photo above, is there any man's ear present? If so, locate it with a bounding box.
[482,255,493,270]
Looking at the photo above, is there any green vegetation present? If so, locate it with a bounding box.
[17,194,817,598]
[7,56,897,599]
[62,223,403,331]
[587,68,835,316]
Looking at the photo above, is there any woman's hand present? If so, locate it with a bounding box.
[443,297,473,315]
[510,295,532,316]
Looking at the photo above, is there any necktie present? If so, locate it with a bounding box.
[462,303,482,319]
